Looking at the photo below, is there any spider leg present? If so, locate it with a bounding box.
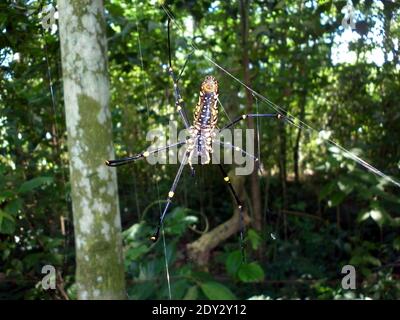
[168,66,191,129]
[220,113,284,130]
[105,141,185,167]
[217,164,246,262]
[150,151,189,242]
[215,140,258,162]
[167,18,191,129]
[177,50,194,83]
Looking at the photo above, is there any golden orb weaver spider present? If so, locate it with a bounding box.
[105,18,285,245]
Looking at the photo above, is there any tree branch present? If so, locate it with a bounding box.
[186,170,250,268]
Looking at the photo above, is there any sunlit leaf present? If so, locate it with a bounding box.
[200,281,236,300]
[369,209,382,222]
[337,177,354,194]
[358,208,388,226]
[183,285,198,300]
[358,211,370,222]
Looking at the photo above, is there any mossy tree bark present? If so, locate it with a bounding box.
[58,0,126,299]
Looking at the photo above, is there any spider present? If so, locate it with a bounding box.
[106,19,285,243]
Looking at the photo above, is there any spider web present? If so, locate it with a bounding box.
[130,1,400,300]
[160,4,400,190]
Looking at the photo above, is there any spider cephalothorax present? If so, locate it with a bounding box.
[201,75,219,94]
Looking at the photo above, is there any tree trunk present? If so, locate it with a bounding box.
[58,0,126,299]
[239,0,262,232]
[279,121,287,209]
[293,90,307,184]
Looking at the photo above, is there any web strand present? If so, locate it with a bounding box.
[161,226,172,299]
[217,96,232,124]
[254,95,262,171]
[135,11,150,119]
[160,4,400,189]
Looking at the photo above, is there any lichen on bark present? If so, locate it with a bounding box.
[58,0,126,299]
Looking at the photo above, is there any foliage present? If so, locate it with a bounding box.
[1,0,399,299]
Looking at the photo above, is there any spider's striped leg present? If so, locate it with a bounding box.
[166,18,191,129]
[168,65,191,129]
[105,141,185,167]
[150,151,189,242]
[218,164,246,262]
[220,113,284,130]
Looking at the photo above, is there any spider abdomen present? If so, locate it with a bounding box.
[194,75,219,131]
[187,76,219,167]
[194,92,218,129]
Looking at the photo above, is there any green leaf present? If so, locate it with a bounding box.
[18,176,53,194]
[358,211,370,222]
[0,210,16,234]
[165,207,197,237]
[358,208,388,226]
[183,285,198,300]
[225,250,242,277]
[328,191,346,207]
[247,229,261,250]
[125,244,149,261]
[363,255,381,267]
[169,279,190,300]
[238,262,265,283]
[4,198,23,216]
[393,238,400,251]
[350,254,381,267]
[319,181,335,200]
[291,201,306,211]
[123,222,148,242]
[368,209,384,224]
[393,217,400,227]
[0,190,14,203]
[200,281,236,300]
[337,177,354,194]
